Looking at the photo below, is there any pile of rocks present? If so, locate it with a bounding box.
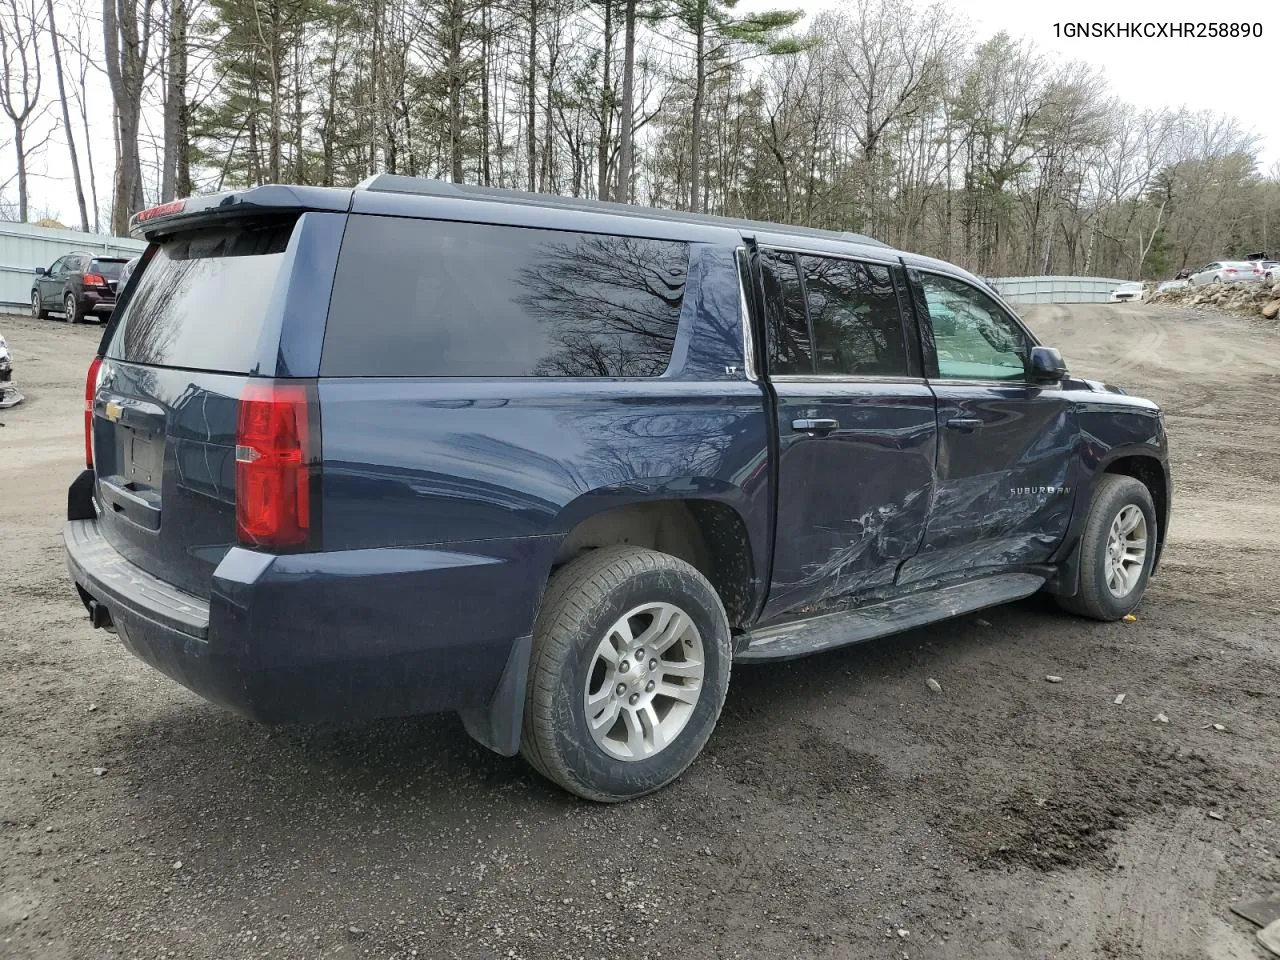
[1147,278,1280,321]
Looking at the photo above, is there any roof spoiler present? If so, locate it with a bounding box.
[128,185,353,241]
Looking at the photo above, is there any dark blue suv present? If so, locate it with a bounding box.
[65,177,1170,801]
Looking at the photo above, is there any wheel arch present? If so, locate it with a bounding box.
[1101,452,1170,571]
[549,490,760,630]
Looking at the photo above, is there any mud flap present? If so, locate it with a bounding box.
[68,468,97,521]
[459,633,532,757]
[1041,540,1081,597]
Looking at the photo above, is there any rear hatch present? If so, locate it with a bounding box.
[92,219,299,599]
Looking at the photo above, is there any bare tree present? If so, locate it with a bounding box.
[0,0,46,222]
[104,0,157,233]
[161,0,190,199]
[43,0,90,229]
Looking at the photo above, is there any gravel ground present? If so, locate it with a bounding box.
[1,304,1278,960]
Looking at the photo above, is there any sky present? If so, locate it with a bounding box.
[4,0,1277,228]
[943,0,1278,168]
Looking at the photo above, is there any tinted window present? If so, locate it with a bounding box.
[798,255,908,376]
[919,272,1029,381]
[91,260,125,279]
[322,216,689,377]
[105,220,295,373]
[759,249,811,375]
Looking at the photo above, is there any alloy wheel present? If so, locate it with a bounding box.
[1105,504,1148,598]
[582,602,705,762]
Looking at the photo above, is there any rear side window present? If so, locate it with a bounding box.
[105,221,295,373]
[759,250,910,377]
[759,250,811,375]
[322,216,689,377]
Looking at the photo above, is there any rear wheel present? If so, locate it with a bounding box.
[31,291,46,320]
[64,294,81,325]
[1056,474,1157,621]
[521,545,732,802]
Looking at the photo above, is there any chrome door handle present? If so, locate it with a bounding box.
[792,418,839,435]
[946,417,984,431]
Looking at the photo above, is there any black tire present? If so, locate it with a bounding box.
[1056,474,1157,621]
[64,293,81,325]
[521,545,732,802]
[31,291,47,320]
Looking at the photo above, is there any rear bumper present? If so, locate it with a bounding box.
[64,516,547,734]
[81,292,116,314]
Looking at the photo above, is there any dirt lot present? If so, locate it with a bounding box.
[1,303,1278,960]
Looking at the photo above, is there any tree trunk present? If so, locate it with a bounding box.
[160,0,185,201]
[689,14,705,213]
[596,0,611,200]
[480,0,491,185]
[540,25,556,192]
[13,126,27,222]
[448,0,463,182]
[80,91,99,231]
[614,0,635,202]
[267,0,282,182]
[104,0,150,234]
[45,0,89,229]
[526,0,537,191]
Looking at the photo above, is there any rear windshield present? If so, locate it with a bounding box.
[91,259,126,279]
[105,221,295,373]
[321,216,689,377]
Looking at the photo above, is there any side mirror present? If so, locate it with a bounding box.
[1029,345,1068,384]
[34,266,47,276]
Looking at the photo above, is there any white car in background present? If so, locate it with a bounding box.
[1188,261,1266,286]
[1109,281,1145,303]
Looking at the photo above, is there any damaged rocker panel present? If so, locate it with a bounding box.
[736,571,1045,661]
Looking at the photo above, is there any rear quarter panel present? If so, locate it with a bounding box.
[316,242,773,634]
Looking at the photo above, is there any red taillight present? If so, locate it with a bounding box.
[83,272,106,287]
[84,356,103,468]
[235,382,312,548]
[1226,268,1237,274]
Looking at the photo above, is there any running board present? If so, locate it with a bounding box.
[736,572,1046,662]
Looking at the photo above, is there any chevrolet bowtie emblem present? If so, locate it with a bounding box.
[103,400,123,422]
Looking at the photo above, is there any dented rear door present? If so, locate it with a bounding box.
[757,249,937,620]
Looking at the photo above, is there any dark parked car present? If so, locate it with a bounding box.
[64,180,1171,801]
[31,252,130,323]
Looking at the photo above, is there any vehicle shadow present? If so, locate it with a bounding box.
[105,594,1060,830]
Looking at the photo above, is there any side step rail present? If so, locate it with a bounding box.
[737,572,1045,662]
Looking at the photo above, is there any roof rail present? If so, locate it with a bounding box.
[359,174,887,247]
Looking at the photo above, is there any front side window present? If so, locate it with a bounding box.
[322,217,689,378]
[920,273,1029,381]
[798,255,908,377]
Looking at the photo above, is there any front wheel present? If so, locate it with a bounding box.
[521,545,732,802]
[1056,474,1157,621]
[64,294,81,324]
[31,291,46,320]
